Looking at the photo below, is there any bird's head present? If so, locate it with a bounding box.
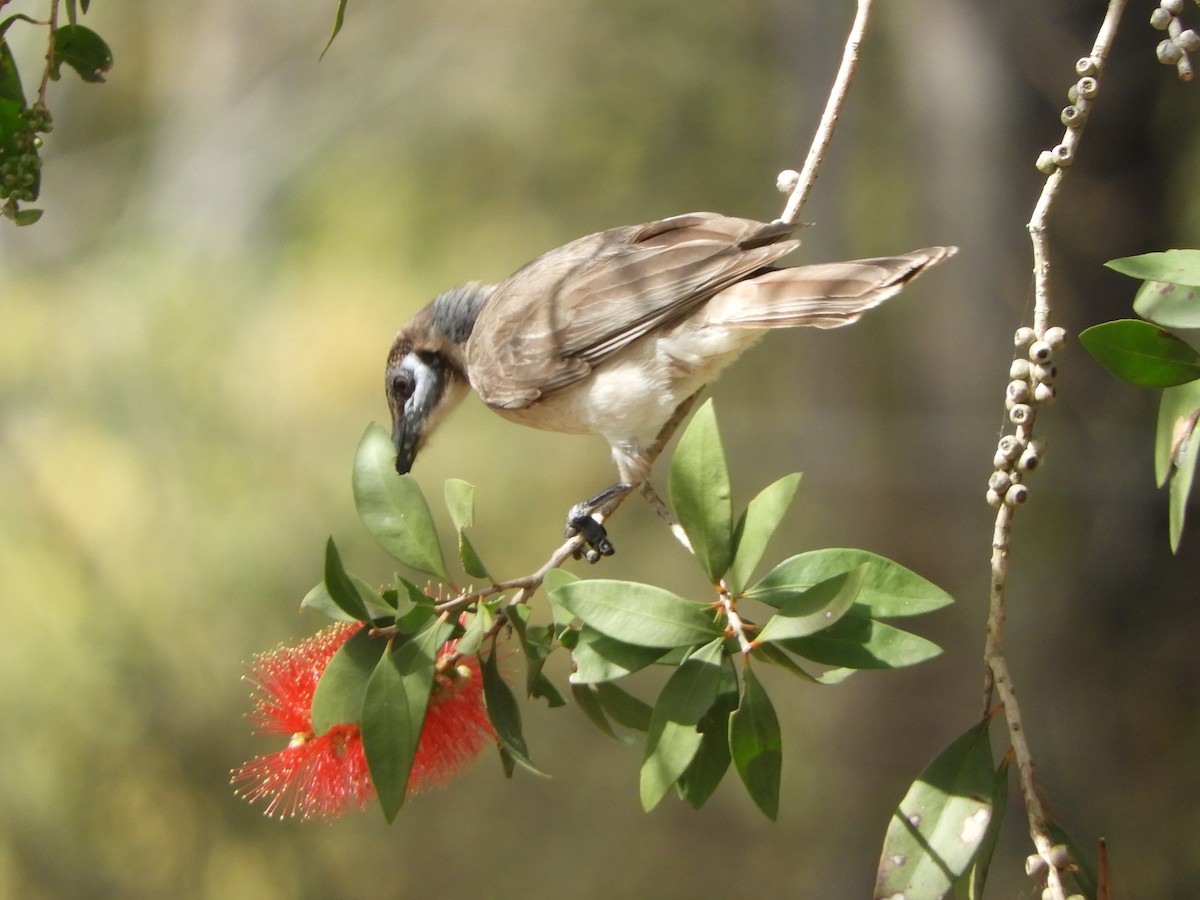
[386,282,494,475]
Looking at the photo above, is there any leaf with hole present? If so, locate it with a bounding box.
[875,720,997,900]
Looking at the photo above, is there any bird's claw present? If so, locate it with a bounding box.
[565,505,615,561]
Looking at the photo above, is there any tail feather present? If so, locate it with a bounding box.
[703,246,956,329]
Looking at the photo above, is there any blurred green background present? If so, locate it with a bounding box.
[2,1,1199,897]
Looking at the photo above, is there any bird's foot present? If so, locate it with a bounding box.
[564,483,634,562]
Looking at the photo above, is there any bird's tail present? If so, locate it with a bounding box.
[702,246,956,329]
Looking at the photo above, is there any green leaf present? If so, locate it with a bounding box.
[569,626,668,683]
[1134,280,1200,330]
[444,478,490,579]
[352,423,449,581]
[755,564,867,644]
[10,207,42,226]
[392,576,435,633]
[676,656,739,809]
[1155,380,1200,486]
[552,580,721,649]
[1079,319,1200,387]
[310,626,384,734]
[728,665,782,820]
[1170,412,1200,553]
[752,640,820,683]
[322,537,372,622]
[301,573,394,622]
[482,649,547,777]
[571,684,623,741]
[359,647,415,822]
[746,549,953,617]
[1045,820,1099,900]
[320,0,350,59]
[1108,250,1200,287]
[640,638,725,811]
[955,755,1010,900]
[593,681,653,732]
[875,720,997,900]
[52,25,113,83]
[1156,381,1200,552]
[778,612,942,669]
[669,398,734,582]
[726,472,801,595]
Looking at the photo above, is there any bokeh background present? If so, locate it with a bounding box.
[2,1,1199,897]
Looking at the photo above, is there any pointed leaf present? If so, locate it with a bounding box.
[755,564,867,644]
[727,472,802,595]
[1134,279,1200,330]
[955,755,1010,900]
[728,665,781,820]
[353,423,449,580]
[669,399,733,582]
[875,720,997,899]
[640,638,724,811]
[571,684,623,741]
[320,0,350,59]
[779,612,942,669]
[360,646,415,821]
[302,573,395,622]
[323,537,372,621]
[593,681,653,732]
[482,649,547,777]
[444,478,489,579]
[569,627,668,683]
[52,25,112,82]
[551,580,721,648]
[1108,250,1200,286]
[676,656,739,809]
[1079,319,1200,387]
[746,549,952,617]
[1155,381,1200,487]
[1170,415,1200,553]
[310,627,385,734]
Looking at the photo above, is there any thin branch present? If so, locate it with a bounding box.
[36,0,60,107]
[985,3,1128,897]
[777,0,873,225]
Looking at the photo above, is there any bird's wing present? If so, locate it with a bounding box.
[467,213,798,409]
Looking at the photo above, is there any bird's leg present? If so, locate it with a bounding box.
[565,481,636,561]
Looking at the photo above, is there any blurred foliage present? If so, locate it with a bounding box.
[1,1,1200,898]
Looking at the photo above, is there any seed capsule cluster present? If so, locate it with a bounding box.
[1,104,52,217]
[987,326,1065,508]
[1152,0,1200,80]
[1036,58,1101,175]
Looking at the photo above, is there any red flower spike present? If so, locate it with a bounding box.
[233,621,495,820]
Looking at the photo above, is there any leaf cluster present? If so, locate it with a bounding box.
[299,404,953,824]
[0,1,112,225]
[1081,250,1200,550]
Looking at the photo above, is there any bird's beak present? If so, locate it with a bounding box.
[387,351,453,476]
[392,415,420,475]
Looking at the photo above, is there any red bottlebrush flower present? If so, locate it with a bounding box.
[232,621,495,820]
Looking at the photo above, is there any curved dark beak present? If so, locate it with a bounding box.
[392,417,419,475]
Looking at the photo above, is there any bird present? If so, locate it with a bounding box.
[385,211,955,557]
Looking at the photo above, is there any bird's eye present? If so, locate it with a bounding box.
[389,370,414,401]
